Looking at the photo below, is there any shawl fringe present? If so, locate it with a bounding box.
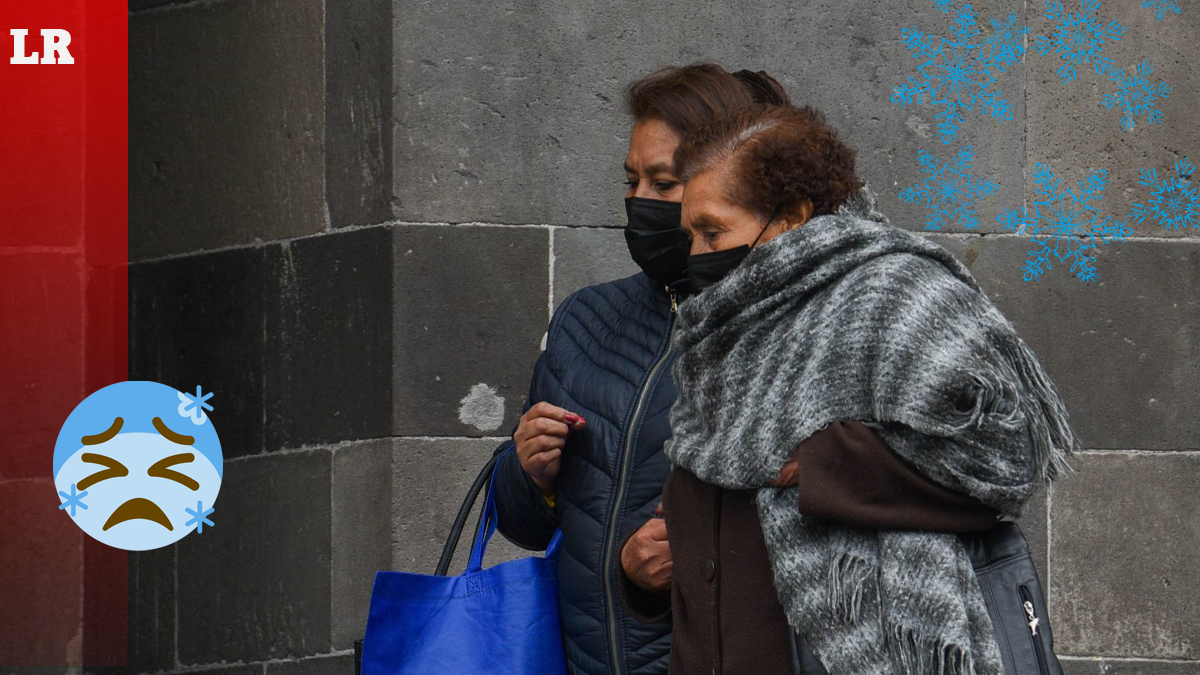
[886,622,980,675]
[947,332,1079,483]
[827,552,873,624]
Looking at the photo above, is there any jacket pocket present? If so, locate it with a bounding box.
[1018,583,1051,675]
[972,552,1064,675]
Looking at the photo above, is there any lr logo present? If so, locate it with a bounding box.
[9,29,74,64]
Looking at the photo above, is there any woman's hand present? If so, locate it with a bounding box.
[769,448,801,487]
[621,503,672,593]
[513,401,586,495]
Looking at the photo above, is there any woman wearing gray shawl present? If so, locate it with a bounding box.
[661,104,1081,675]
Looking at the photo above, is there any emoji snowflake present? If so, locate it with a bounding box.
[997,163,1130,282]
[985,14,1031,71]
[58,483,89,517]
[1129,157,1198,231]
[1034,0,1124,85]
[892,4,1015,144]
[899,145,998,231]
[1142,0,1180,21]
[185,501,215,533]
[1100,60,1171,132]
[177,385,214,425]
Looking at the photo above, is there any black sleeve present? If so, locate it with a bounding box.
[487,294,578,551]
[490,421,559,550]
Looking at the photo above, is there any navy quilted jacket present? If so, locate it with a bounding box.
[489,271,679,675]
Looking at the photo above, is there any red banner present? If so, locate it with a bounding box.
[0,0,127,666]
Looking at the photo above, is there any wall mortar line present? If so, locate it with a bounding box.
[548,226,557,321]
[130,220,1200,267]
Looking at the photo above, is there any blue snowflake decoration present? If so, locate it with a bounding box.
[1129,157,1199,230]
[892,4,1015,144]
[185,501,215,533]
[58,483,89,517]
[899,145,999,231]
[997,163,1130,281]
[177,385,214,425]
[1142,0,1180,21]
[935,0,955,12]
[1100,60,1171,132]
[985,14,1031,71]
[1034,0,1124,85]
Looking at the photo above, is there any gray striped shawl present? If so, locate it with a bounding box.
[663,185,1080,675]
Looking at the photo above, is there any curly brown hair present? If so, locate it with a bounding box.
[673,104,863,220]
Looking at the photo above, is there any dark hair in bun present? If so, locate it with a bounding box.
[731,69,791,106]
[624,63,792,138]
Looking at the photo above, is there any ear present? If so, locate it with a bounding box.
[779,199,814,231]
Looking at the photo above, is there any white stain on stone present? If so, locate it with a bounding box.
[458,383,505,431]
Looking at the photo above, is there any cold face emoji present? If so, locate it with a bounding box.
[53,381,223,551]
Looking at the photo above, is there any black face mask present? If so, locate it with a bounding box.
[686,206,780,295]
[624,197,690,290]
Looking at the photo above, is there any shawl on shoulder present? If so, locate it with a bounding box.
[663,185,1081,675]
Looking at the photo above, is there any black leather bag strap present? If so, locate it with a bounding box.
[434,453,502,576]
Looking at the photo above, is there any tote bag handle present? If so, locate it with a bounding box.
[436,446,563,576]
[434,452,501,576]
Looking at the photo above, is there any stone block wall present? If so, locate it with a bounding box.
[113,0,1199,673]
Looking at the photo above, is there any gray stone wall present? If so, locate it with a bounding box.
[121,0,1198,673]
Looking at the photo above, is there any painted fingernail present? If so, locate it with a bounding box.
[564,413,582,424]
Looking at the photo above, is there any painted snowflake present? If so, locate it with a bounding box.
[899,145,998,231]
[997,163,1130,282]
[1129,157,1199,230]
[892,4,1015,144]
[1142,0,1180,21]
[1034,0,1124,85]
[985,14,1031,71]
[935,0,955,12]
[1101,60,1171,132]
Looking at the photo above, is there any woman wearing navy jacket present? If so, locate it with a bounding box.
[489,64,784,675]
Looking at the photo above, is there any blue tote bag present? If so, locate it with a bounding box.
[360,451,567,675]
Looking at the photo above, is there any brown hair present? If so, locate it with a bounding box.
[673,104,863,219]
[624,64,792,138]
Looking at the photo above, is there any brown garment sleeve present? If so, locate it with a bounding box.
[792,421,1001,532]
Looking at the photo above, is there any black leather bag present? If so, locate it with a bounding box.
[964,521,1064,675]
[790,521,1064,675]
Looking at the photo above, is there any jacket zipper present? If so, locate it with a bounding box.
[1019,584,1050,675]
[602,286,678,675]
